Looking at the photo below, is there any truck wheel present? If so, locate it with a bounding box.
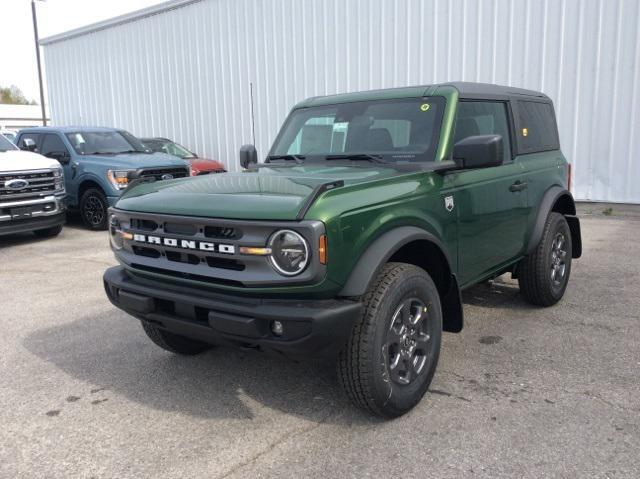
[518,212,572,306]
[80,187,109,230]
[338,262,442,418]
[141,321,212,355]
[33,225,63,238]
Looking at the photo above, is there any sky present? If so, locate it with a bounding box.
[0,0,166,103]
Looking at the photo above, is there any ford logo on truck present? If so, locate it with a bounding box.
[5,179,29,190]
[132,233,235,254]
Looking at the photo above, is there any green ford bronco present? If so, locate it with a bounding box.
[104,82,581,417]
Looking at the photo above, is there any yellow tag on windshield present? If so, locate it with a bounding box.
[420,103,430,112]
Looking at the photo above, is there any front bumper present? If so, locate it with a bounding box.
[103,266,361,358]
[0,194,66,236]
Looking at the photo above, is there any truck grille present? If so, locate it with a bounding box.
[0,169,57,201]
[138,167,189,181]
[110,210,324,288]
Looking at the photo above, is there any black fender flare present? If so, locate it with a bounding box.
[338,226,463,333]
[527,186,582,258]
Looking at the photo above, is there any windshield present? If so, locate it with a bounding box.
[270,97,445,162]
[65,130,148,155]
[143,139,194,159]
[1,132,17,144]
[0,134,18,152]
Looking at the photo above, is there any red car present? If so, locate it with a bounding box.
[141,137,226,175]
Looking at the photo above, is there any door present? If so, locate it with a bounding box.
[446,101,529,286]
[40,133,74,198]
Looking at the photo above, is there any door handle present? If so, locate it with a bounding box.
[509,180,527,192]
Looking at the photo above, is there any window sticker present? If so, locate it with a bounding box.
[522,127,528,137]
[420,103,431,112]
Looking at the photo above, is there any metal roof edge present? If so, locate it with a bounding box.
[40,0,204,46]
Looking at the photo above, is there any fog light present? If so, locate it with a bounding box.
[271,320,284,336]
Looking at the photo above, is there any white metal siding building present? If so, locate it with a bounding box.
[41,0,640,203]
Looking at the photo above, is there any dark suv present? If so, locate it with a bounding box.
[103,82,581,417]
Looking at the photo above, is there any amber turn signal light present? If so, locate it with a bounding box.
[319,234,327,264]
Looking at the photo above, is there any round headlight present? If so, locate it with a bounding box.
[268,229,309,276]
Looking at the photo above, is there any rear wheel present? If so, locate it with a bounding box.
[141,321,212,355]
[80,187,109,230]
[338,262,442,418]
[518,212,572,306]
[33,224,63,238]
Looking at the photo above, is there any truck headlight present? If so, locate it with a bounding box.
[107,169,136,190]
[268,229,309,276]
[53,167,65,192]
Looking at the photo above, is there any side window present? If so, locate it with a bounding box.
[40,134,69,157]
[18,133,41,152]
[454,101,512,160]
[516,101,560,153]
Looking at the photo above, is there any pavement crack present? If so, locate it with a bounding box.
[215,405,337,479]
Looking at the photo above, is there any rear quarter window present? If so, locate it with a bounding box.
[515,101,560,154]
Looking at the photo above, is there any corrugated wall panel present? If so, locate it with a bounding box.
[43,0,640,203]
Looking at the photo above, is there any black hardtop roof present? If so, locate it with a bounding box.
[446,81,550,100]
[295,81,551,108]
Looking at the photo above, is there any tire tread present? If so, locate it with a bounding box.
[338,262,433,416]
[519,212,572,306]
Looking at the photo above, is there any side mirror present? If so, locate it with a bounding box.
[48,151,71,164]
[22,138,37,152]
[239,144,258,169]
[452,134,504,169]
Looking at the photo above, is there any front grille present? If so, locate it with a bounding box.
[204,225,241,240]
[0,169,56,201]
[130,218,158,231]
[138,167,189,181]
[131,263,245,287]
[113,210,324,288]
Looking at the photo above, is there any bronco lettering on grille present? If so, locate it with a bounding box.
[132,234,235,254]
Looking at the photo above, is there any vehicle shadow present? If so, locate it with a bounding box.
[0,230,51,247]
[0,212,86,248]
[22,276,532,423]
[461,276,535,310]
[23,309,370,424]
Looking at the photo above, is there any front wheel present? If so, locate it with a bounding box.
[338,262,442,418]
[518,212,572,306]
[79,187,109,230]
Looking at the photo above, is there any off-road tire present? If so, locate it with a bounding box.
[79,187,109,230]
[33,224,63,238]
[518,212,572,306]
[338,262,442,418]
[141,321,212,355]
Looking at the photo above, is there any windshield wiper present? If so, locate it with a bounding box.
[85,151,115,155]
[116,150,145,154]
[266,154,305,164]
[325,153,386,164]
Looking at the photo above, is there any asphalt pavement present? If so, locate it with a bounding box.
[1,209,638,478]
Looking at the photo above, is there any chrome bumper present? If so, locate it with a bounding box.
[0,194,66,223]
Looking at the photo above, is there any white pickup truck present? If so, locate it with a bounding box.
[0,134,66,237]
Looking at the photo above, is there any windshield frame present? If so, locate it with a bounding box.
[268,96,446,164]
